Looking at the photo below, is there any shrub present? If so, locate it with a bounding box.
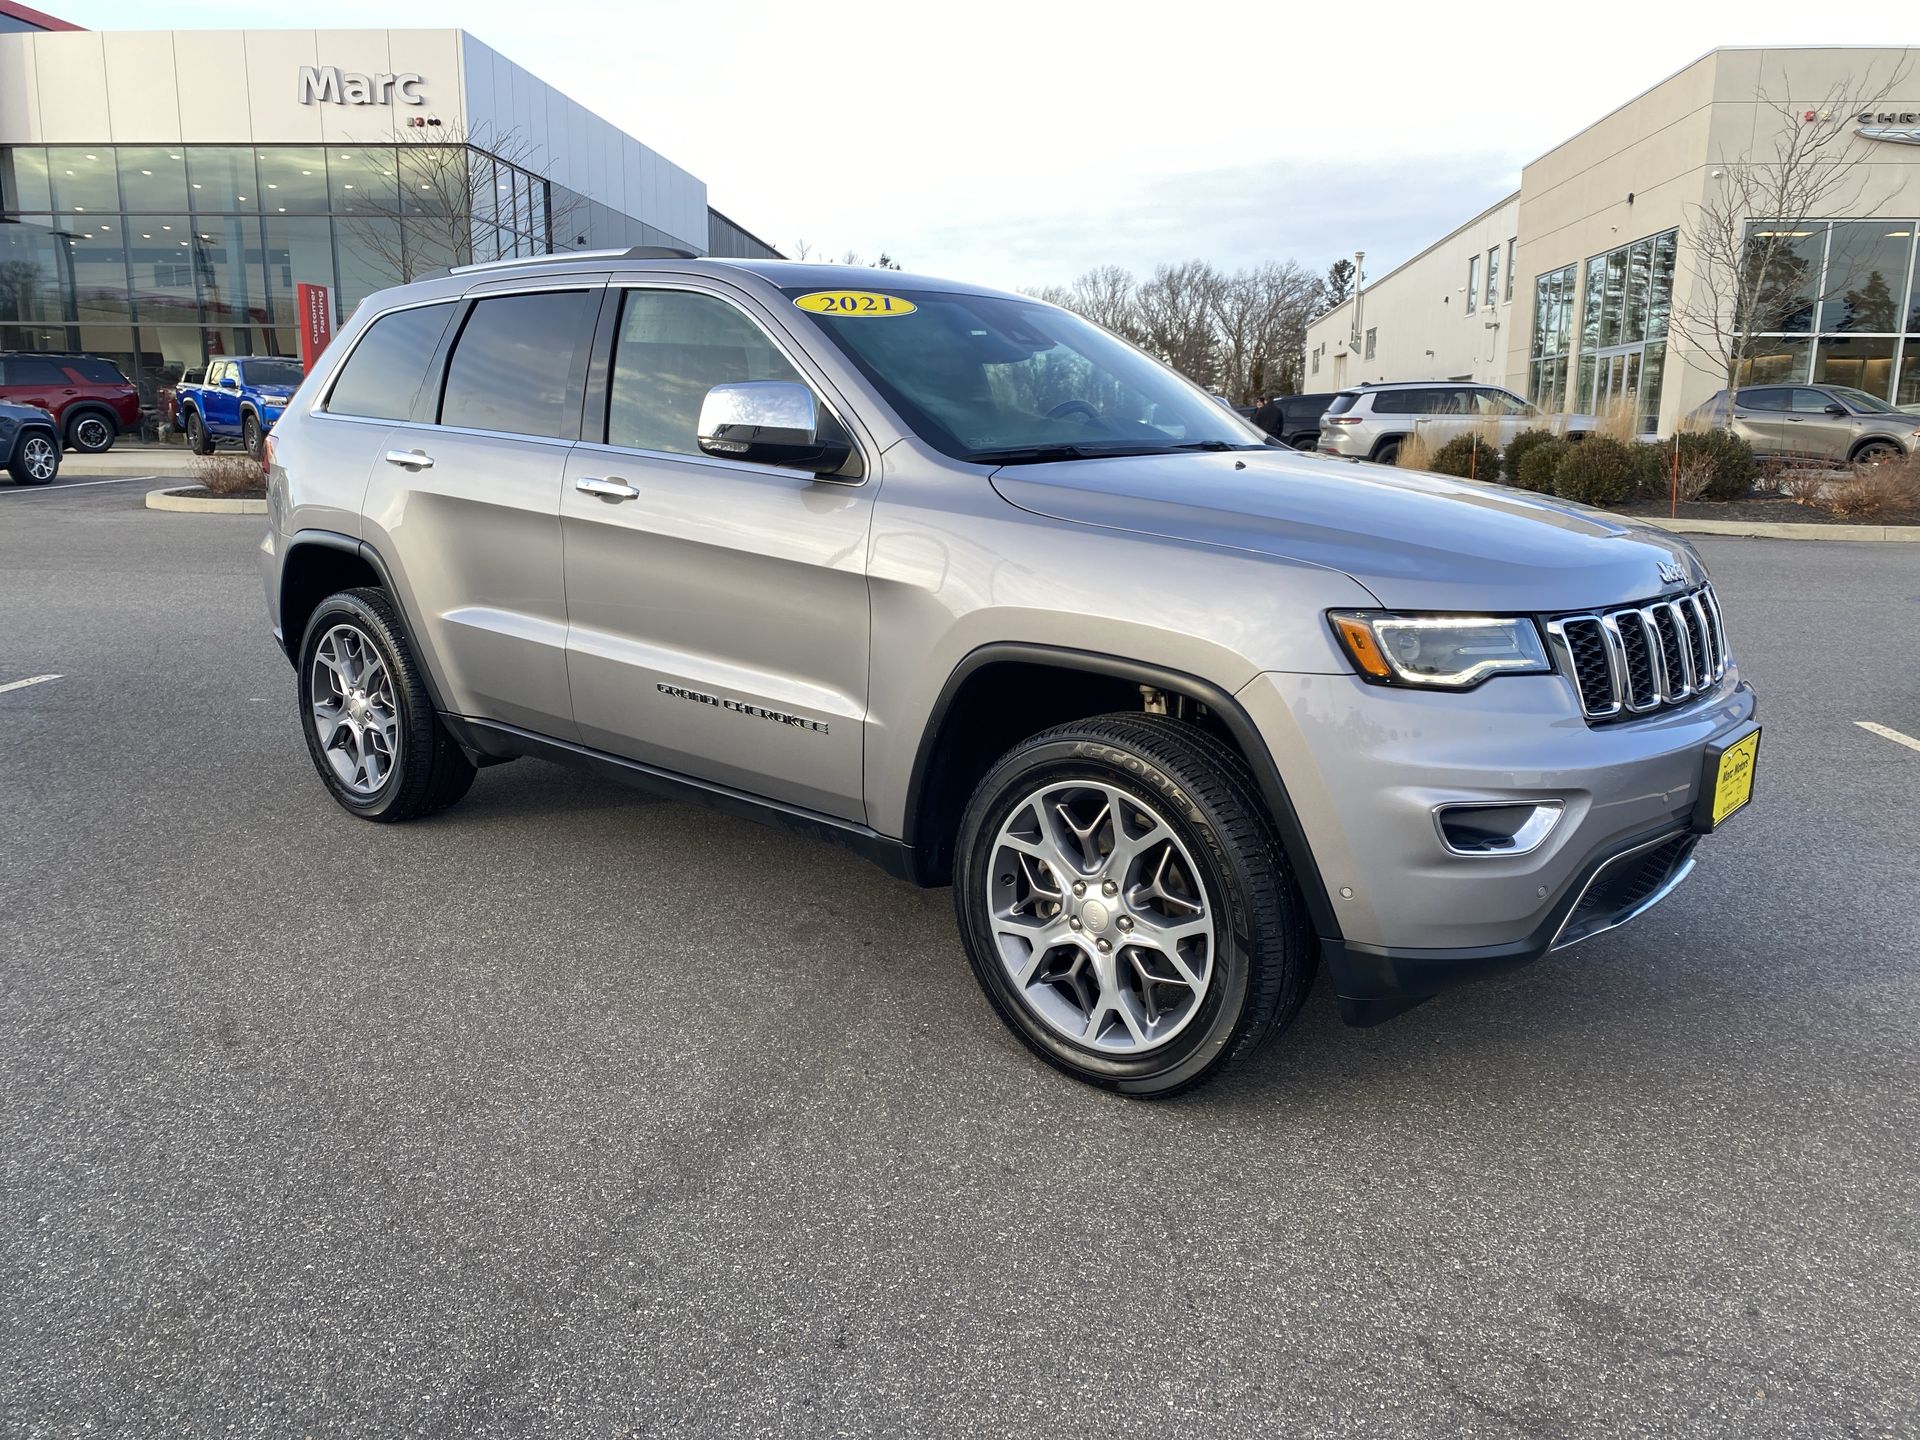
[1503,428,1559,485]
[1629,430,1758,503]
[192,453,267,496]
[1824,463,1920,521]
[1551,436,1644,507]
[1427,433,1503,483]
[1514,438,1568,493]
[1393,432,1435,471]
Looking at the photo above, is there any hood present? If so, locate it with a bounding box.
[0,401,52,425]
[989,448,1704,612]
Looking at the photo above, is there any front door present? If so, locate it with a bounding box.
[560,283,874,822]
[1783,387,1853,462]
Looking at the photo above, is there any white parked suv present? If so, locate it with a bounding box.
[1318,381,1598,465]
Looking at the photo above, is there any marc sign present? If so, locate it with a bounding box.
[296,66,426,107]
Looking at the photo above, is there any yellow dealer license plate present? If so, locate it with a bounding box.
[1695,727,1760,832]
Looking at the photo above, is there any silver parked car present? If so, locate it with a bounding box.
[1317,380,1598,464]
[259,251,1759,1096]
[1685,383,1920,465]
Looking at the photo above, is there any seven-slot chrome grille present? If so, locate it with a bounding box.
[1545,585,1730,722]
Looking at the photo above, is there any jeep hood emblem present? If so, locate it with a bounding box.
[1657,561,1687,586]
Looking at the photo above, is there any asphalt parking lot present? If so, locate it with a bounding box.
[3,477,1918,1438]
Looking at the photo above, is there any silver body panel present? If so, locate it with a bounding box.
[262,255,1756,963]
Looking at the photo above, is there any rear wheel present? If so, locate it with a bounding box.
[8,431,59,484]
[953,714,1314,1097]
[297,588,474,822]
[184,409,214,455]
[1372,438,1402,465]
[67,411,116,453]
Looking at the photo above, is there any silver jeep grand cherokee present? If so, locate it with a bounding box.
[259,251,1759,1097]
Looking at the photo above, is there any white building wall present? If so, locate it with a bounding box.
[1304,195,1521,393]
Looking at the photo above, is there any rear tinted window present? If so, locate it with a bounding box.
[69,357,128,384]
[325,303,456,421]
[4,356,66,385]
[1737,388,1790,412]
[1324,393,1358,416]
[1369,388,1442,415]
[439,290,592,439]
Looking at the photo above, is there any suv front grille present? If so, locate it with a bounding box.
[1545,585,1729,722]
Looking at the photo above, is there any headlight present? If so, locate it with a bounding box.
[1329,611,1550,690]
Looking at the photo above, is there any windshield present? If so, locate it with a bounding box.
[1829,385,1901,415]
[245,360,305,388]
[783,286,1264,462]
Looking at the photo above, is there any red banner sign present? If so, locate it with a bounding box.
[297,283,334,371]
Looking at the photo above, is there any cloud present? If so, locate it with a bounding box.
[886,151,1532,291]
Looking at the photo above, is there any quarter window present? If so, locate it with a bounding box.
[1363,327,1376,362]
[324,301,456,421]
[1505,239,1516,302]
[1466,255,1479,315]
[605,288,808,456]
[439,290,593,439]
[1485,246,1499,309]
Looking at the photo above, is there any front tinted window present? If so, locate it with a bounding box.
[786,286,1258,461]
[440,291,592,438]
[1789,389,1837,413]
[1828,385,1900,415]
[606,288,807,455]
[325,301,456,421]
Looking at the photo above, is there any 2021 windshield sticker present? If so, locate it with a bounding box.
[793,290,918,317]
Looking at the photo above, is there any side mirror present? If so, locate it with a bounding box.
[219,376,239,389]
[697,381,852,474]
[1824,402,1846,416]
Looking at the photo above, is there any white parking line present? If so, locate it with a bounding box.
[0,674,62,695]
[1856,721,1920,755]
[0,474,159,495]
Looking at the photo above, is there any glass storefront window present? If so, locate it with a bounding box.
[402,219,469,274]
[328,149,398,216]
[46,147,120,216]
[1741,224,1823,333]
[1,146,52,212]
[0,216,64,323]
[1646,230,1676,340]
[262,216,335,327]
[1812,334,1898,399]
[1818,221,1910,333]
[255,148,329,214]
[117,148,189,212]
[187,147,259,213]
[66,217,132,322]
[1735,336,1811,386]
[336,218,403,315]
[1581,256,1603,352]
[1528,263,1577,412]
[1639,341,1666,434]
[192,217,269,326]
[399,145,456,217]
[1624,237,1651,345]
[126,216,199,326]
[1899,340,1920,408]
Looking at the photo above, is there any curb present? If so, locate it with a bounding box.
[65,450,205,478]
[146,486,266,515]
[1641,516,1920,542]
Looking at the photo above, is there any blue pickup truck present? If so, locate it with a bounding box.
[175,356,305,458]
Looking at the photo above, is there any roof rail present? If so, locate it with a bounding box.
[447,244,700,277]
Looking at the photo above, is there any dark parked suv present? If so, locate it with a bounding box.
[1253,392,1337,450]
[0,352,141,453]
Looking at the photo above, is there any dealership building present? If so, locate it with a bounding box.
[0,9,779,408]
[1304,46,1920,435]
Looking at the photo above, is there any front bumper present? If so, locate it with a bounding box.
[1236,668,1757,1024]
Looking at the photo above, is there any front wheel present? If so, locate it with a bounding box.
[953,714,1314,1097]
[8,431,60,484]
[1852,439,1901,469]
[297,588,474,822]
[242,411,263,460]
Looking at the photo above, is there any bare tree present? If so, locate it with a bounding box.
[1135,261,1224,388]
[1670,64,1909,407]
[1210,260,1324,403]
[339,124,582,281]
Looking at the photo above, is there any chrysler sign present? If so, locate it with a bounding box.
[296,66,426,106]
[1856,110,1920,145]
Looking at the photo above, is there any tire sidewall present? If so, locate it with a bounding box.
[185,410,210,455]
[11,432,59,484]
[955,733,1260,1095]
[68,411,115,453]
[296,593,420,819]
[243,412,262,458]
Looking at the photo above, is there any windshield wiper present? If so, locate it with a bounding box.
[970,443,1175,465]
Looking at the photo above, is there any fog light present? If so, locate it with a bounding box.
[1434,801,1563,857]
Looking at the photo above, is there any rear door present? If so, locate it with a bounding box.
[1,355,69,424]
[560,280,874,821]
[1728,386,1791,454]
[360,280,603,740]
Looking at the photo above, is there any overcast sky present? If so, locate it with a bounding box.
[55,0,1905,290]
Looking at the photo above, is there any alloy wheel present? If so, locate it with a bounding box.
[74,416,111,451]
[21,435,57,481]
[987,780,1216,1054]
[309,624,401,796]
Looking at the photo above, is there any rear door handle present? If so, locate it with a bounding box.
[576,475,640,501]
[384,449,434,470]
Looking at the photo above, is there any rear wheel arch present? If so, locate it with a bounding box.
[901,644,1341,942]
[1370,432,1406,462]
[278,533,385,662]
[64,404,118,449]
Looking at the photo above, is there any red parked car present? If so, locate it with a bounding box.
[0,353,142,454]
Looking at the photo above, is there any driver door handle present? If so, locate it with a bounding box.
[576,475,640,501]
[384,449,434,471]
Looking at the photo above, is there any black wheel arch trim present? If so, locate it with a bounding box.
[903,642,1342,941]
[278,530,455,719]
